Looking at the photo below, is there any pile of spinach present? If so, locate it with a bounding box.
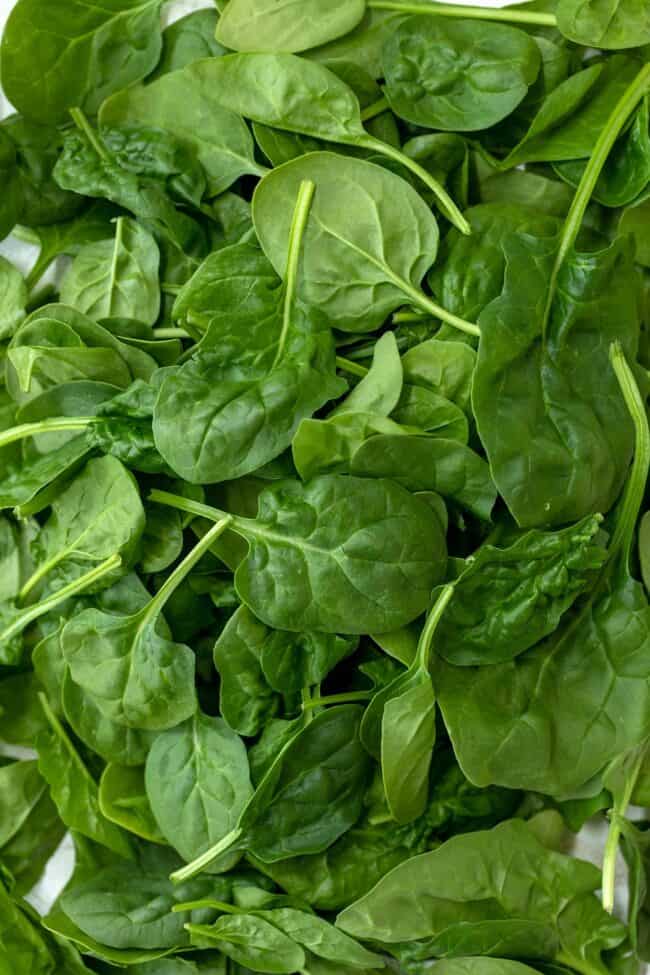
[1,0,650,972]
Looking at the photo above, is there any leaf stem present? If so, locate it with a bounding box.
[417,583,455,670]
[69,108,109,162]
[602,746,647,914]
[336,355,369,378]
[0,417,95,450]
[152,327,190,340]
[161,282,183,296]
[170,827,243,884]
[1,554,122,645]
[276,179,315,365]
[358,134,471,235]
[367,0,557,25]
[543,63,650,334]
[141,516,232,627]
[397,280,479,337]
[608,343,650,562]
[360,96,390,122]
[392,310,429,323]
[172,898,239,914]
[148,489,226,524]
[302,691,373,710]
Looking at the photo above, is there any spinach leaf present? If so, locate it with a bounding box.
[145,710,253,865]
[61,517,232,730]
[1,0,164,123]
[99,763,166,844]
[337,818,599,945]
[99,63,267,198]
[171,705,371,881]
[154,181,346,483]
[557,0,650,49]
[253,152,476,335]
[60,217,160,324]
[188,914,305,973]
[216,0,366,53]
[149,9,226,81]
[383,17,540,132]
[180,53,469,231]
[151,474,447,633]
[435,515,609,665]
[213,606,280,737]
[36,693,133,858]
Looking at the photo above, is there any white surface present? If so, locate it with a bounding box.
[0,0,635,926]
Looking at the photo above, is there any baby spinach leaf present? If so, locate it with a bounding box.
[36,693,133,858]
[172,705,371,881]
[557,0,650,49]
[21,454,144,597]
[188,914,305,973]
[60,217,160,325]
[474,231,639,527]
[149,9,226,81]
[361,585,454,823]
[182,53,469,231]
[1,0,164,123]
[0,759,46,848]
[253,152,475,335]
[336,818,599,944]
[0,256,27,341]
[60,849,225,950]
[383,17,540,132]
[436,515,609,665]
[99,63,267,198]
[216,0,366,53]
[331,332,403,418]
[213,606,280,737]
[152,474,447,633]
[438,344,650,797]
[99,764,166,844]
[61,518,231,730]
[145,710,253,865]
[553,97,650,207]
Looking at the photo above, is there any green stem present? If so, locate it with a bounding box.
[0,416,95,450]
[417,583,455,670]
[602,746,645,915]
[392,310,429,323]
[152,327,190,340]
[26,250,55,292]
[302,691,372,710]
[608,343,650,562]
[336,355,369,378]
[367,0,557,25]
[360,95,390,122]
[38,692,101,790]
[172,899,239,914]
[543,63,650,335]
[275,179,315,365]
[1,554,122,645]
[69,107,109,161]
[170,827,243,884]
[358,134,471,236]
[555,951,607,975]
[161,282,182,296]
[139,516,232,628]
[396,280,479,337]
[148,489,226,524]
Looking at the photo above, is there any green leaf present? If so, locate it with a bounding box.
[148,8,226,81]
[36,694,133,858]
[216,0,366,54]
[145,710,253,864]
[187,914,305,973]
[99,763,166,844]
[99,62,266,197]
[1,0,164,123]
[213,606,280,736]
[557,0,650,48]
[0,256,27,340]
[383,17,540,132]
[60,217,160,325]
